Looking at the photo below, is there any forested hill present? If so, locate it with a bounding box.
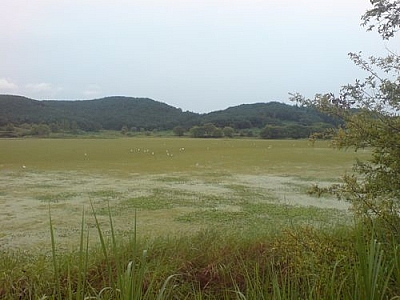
[0,95,199,131]
[201,102,336,129]
[0,95,337,134]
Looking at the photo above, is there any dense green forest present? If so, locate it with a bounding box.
[0,94,338,138]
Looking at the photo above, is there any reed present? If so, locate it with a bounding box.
[1,215,399,299]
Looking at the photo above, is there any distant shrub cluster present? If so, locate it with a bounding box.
[188,123,234,138]
[0,123,53,138]
[183,122,333,139]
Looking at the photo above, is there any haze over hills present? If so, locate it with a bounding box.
[0,94,337,137]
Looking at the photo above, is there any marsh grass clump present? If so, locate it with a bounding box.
[155,176,190,184]
[175,202,351,233]
[88,190,123,199]
[36,192,79,203]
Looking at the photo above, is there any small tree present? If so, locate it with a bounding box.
[203,123,218,137]
[223,126,235,138]
[212,127,223,138]
[31,124,51,137]
[291,0,400,236]
[259,125,284,139]
[120,125,129,135]
[190,126,206,138]
[173,125,185,136]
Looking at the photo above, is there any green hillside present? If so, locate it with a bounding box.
[0,94,338,138]
[201,102,336,129]
[0,95,199,131]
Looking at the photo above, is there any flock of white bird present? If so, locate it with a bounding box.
[128,147,186,158]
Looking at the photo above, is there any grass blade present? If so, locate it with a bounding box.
[49,205,61,299]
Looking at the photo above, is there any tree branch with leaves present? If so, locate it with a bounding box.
[291,0,400,237]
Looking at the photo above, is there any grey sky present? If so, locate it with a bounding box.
[0,0,398,113]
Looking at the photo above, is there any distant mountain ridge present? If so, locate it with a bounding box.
[0,94,336,133]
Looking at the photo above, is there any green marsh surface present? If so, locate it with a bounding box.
[0,138,368,251]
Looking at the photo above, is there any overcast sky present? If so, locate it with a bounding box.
[0,0,398,113]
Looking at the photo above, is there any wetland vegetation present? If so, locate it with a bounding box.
[0,138,398,299]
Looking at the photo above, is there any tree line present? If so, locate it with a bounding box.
[0,95,339,139]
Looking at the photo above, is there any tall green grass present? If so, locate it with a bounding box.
[1,208,398,299]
